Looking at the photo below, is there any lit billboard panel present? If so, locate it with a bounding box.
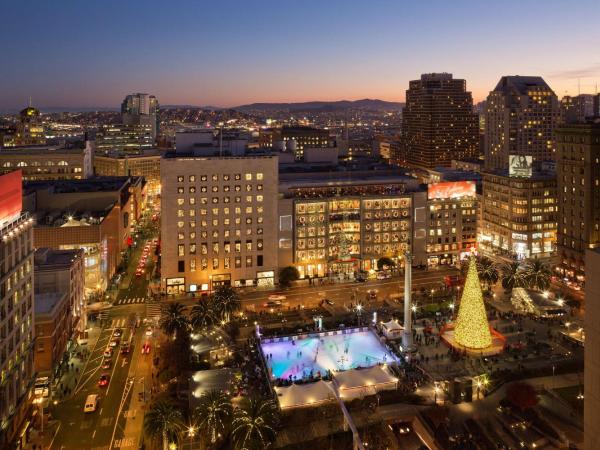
[509,154,533,178]
[427,181,476,200]
[0,170,22,228]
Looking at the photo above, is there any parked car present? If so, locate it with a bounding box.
[103,348,113,358]
[101,358,112,370]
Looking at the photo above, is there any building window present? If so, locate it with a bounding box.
[189,175,196,182]
[257,255,263,266]
[257,173,263,180]
[224,257,230,269]
[246,256,252,267]
[235,256,242,268]
[190,259,196,271]
[178,260,185,272]
[177,176,184,182]
[246,240,252,251]
[201,258,208,270]
[212,258,219,269]
[178,244,185,257]
[190,244,196,255]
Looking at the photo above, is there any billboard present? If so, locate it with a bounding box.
[0,170,22,228]
[428,181,476,200]
[509,154,533,178]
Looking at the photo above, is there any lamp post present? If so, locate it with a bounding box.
[355,303,363,326]
[188,426,196,450]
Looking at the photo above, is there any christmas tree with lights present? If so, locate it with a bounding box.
[454,257,492,350]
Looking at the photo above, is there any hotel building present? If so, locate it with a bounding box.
[94,148,161,196]
[555,122,600,289]
[0,171,36,449]
[160,152,279,294]
[484,76,560,170]
[479,169,557,261]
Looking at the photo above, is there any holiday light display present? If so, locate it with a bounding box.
[454,257,492,349]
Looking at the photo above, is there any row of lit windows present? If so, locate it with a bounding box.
[176,195,264,205]
[178,228,261,239]
[188,255,262,271]
[177,173,263,183]
[178,240,263,256]
[177,217,264,228]
[177,206,264,217]
[177,184,263,194]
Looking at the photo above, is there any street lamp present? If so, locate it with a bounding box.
[188,426,196,450]
[355,303,363,326]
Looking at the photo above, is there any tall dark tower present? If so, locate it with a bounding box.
[399,73,478,169]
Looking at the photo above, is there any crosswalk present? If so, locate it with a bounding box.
[146,300,162,320]
[115,297,146,305]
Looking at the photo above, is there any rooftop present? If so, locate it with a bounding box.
[35,247,83,268]
[35,292,67,317]
[95,148,162,159]
[0,145,86,155]
[24,176,136,195]
[493,75,554,95]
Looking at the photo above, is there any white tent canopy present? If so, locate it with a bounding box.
[380,319,403,339]
[335,365,398,400]
[274,380,336,409]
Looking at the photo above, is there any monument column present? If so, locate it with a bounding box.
[402,251,415,351]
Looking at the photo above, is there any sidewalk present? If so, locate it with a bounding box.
[51,325,103,401]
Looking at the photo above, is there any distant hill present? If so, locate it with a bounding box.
[235,99,403,112]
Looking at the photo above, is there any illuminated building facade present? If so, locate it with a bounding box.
[121,93,159,139]
[95,123,155,154]
[259,126,331,159]
[94,149,161,196]
[425,181,479,267]
[0,143,93,181]
[160,153,279,294]
[14,106,46,147]
[484,76,560,170]
[555,123,600,289]
[479,170,557,261]
[399,73,478,169]
[277,174,426,279]
[0,171,35,449]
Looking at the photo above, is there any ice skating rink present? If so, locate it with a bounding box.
[261,329,396,380]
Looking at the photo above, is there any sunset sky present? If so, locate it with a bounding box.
[1,0,599,110]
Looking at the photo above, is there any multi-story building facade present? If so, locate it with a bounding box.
[277,172,428,278]
[94,149,161,196]
[555,123,600,288]
[33,292,69,375]
[585,248,600,450]
[485,76,560,170]
[479,170,557,261]
[0,143,93,180]
[259,126,332,159]
[0,171,35,449]
[399,73,478,169]
[14,106,45,147]
[560,94,595,124]
[23,177,144,297]
[425,181,479,267]
[121,93,159,139]
[161,153,279,294]
[95,124,154,155]
[34,248,85,335]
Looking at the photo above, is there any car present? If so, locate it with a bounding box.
[367,289,378,300]
[113,328,122,337]
[324,299,335,306]
[394,422,412,435]
[141,342,151,354]
[355,276,367,282]
[135,270,143,277]
[101,358,112,370]
[109,338,120,347]
[98,374,110,387]
[145,326,153,336]
[103,348,113,358]
[377,271,392,280]
[120,342,131,354]
[84,394,99,413]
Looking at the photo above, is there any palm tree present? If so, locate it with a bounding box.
[194,390,233,446]
[212,285,241,323]
[190,299,217,332]
[144,399,183,450]
[477,256,499,290]
[160,302,189,339]
[231,397,279,450]
[501,262,526,291]
[523,259,552,291]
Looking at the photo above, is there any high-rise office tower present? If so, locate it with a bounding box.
[560,94,595,124]
[484,76,560,170]
[121,93,159,139]
[555,122,600,289]
[0,171,35,448]
[399,73,478,169]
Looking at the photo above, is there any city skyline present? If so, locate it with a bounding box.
[2,0,600,110]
